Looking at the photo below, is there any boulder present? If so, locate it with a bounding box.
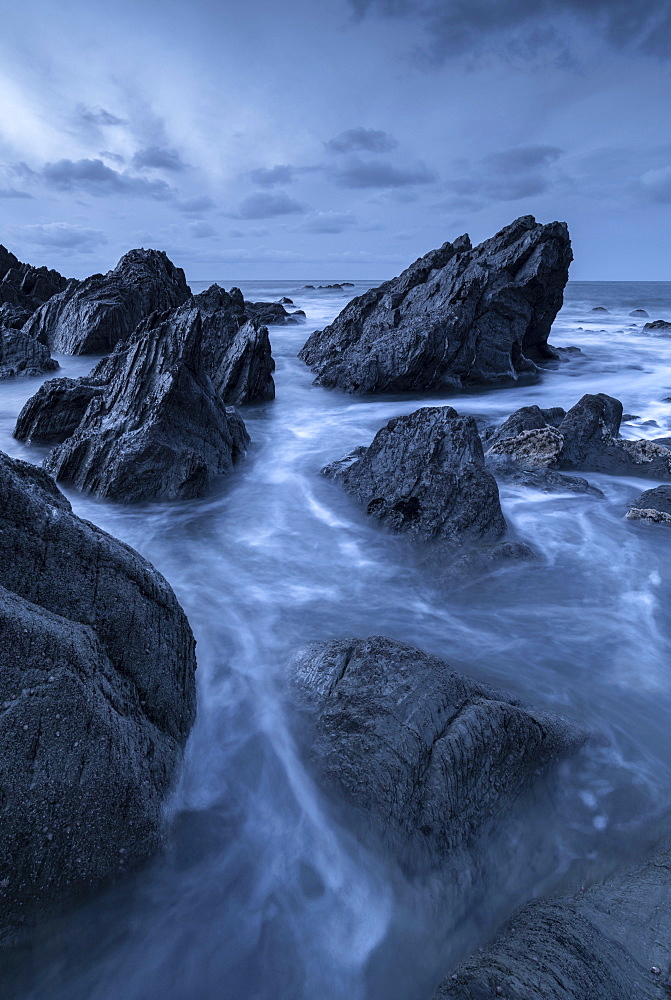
[322,406,507,544]
[0,451,196,942]
[433,847,671,1000]
[591,306,609,313]
[494,466,605,498]
[626,485,671,525]
[22,249,191,354]
[0,326,58,379]
[14,376,107,445]
[630,309,649,318]
[299,216,572,393]
[243,300,298,326]
[487,394,671,480]
[40,303,249,501]
[289,636,583,870]
[642,319,671,335]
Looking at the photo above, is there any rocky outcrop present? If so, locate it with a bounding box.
[643,319,671,335]
[299,216,572,393]
[290,636,583,870]
[22,249,191,355]
[14,376,107,445]
[487,394,671,479]
[0,244,69,313]
[626,485,671,524]
[0,451,196,942]
[0,326,58,379]
[630,309,649,318]
[433,846,671,1000]
[243,300,300,326]
[35,303,249,501]
[323,406,507,544]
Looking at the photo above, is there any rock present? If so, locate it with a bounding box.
[440,540,537,582]
[642,320,671,335]
[433,847,671,1000]
[289,636,583,870]
[487,394,671,480]
[622,414,639,422]
[303,284,315,290]
[493,466,605,498]
[591,306,609,312]
[0,244,69,314]
[323,406,507,544]
[40,303,250,501]
[0,246,69,378]
[193,285,275,404]
[630,309,649,317]
[243,300,298,326]
[22,249,191,355]
[299,216,572,393]
[0,326,59,379]
[626,485,671,525]
[291,309,306,319]
[14,376,107,445]
[278,296,294,304]
[0,451,196,942]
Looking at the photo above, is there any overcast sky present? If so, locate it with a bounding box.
[1,0,670,281]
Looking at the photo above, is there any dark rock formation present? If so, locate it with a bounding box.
[279,296,293,304]
[290,636,583,869]
[0,244,69,313]
[630,309,649,317]
[626,485,671,524]
[643,319,671,335]
[0,326,58,379]
[0,451,196,942]
[22,249,191,355]
[14,376,107,446]
[243,300,298,326]
[323,406,507,544]
[487,394,671,479]
[494,466,605,498]
[39,303,249,501]
[299,216,572,393]
[433,847,671,1000]
[591,306,609,312]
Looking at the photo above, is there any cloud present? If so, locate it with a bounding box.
[483,145,563,174]
[445,144,565,206]
[132,145,188,171]
[177,195,216,214]
[326,128,398,153]
[187,220,217,238]
[42,158,172,199]
[349,0,671,62]
[303,211,357,233]
[12,222,108,251]
[640,165,671,202]
[234,190,305,219]
[0,188,32,199]
[75,105,125,127]
[249,165,296,186]
[331,157,436,188]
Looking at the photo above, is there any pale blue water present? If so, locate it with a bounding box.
[2,280,671,1000]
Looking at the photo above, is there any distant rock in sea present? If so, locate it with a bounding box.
[642,319,671,335]
[630,309,649,317]
[299,215,572,393]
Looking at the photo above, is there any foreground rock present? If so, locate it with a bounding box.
[36,303,249,501]
[434,846,671,1000]
[0,451,196,942]
[487,395,671,480]
[22,249,191,354]
[626,485,671,524]
[290,636,583,870]
[323,406,507,544]
[299,216,572,393]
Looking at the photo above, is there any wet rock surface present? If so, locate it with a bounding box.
[626,485,671,524]
[0,327,59,379]
[299,215,572,393]
[643,319,671,335]
[0,451,196,942]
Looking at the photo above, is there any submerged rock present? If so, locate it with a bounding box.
[433,846,671,1000]
[22,249,191,354]
[626,485,671,524]
[290,636,583,870]
[40,303,249,501]
[642,319,671,335]
[0,451,196,942]
[630,309,649,318]
[299,215,572,393]
[323,406,507,544]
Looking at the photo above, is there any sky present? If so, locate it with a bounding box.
[0,0,670,281]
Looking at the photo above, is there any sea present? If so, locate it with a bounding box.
[2,279,671,999]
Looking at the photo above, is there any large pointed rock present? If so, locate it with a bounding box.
[0,451,196,942]
[22,248,191,355]
[0,244,69,313]
[299,216,572,393]
[0,245,69,378]
[40,303,249,501]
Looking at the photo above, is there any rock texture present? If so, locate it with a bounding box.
[487,394,671,479]
[290,636,582,869]
[14,376,107,446]
[35,303,249,501]
[433,847,671,1000]
[0,326,58,379]
[299,216,572,393]
[0,245,69,378]
[643,319,671,335]
[0,451,196,942]
[244,299,300,326]
[22,249,191,354]
[0,244,68,313]
[323,406,507,544]
[626,485,671,524]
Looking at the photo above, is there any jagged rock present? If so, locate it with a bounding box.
[0,244,69,313]
[323,406,507,544]
[0,451,196,942]
[643,319,671,335]
[289,636,583,870]
[299,216,572,393]
[22,249,191,355]
[193,285,275,404]
[487,394,671,480]
[0,246,69,378]
[243,300,298,326]
[0,326,58,379]
[278,296,293,304]
[433,846,671,1000]
[626,485,671,524]
[40,303,249,501]
[630,309,649,317]
[14,376,107,445]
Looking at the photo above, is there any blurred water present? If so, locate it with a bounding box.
[2,280,671,999]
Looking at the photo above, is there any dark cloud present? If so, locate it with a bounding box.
[132,145,188,171]
[331,157,435,188]
[303,211,357,233]
[42,158,172,199]
[234,191,305,219]
[12,222,108,251]
[483,145,563,173]
[326,127,398,153]
[0,188,32,199]
[187,220,217,238]
[75,105,125,127]
[177,195,216,214]
[444,144,565,207]
[349,0,671,62]
[250,165,296,186]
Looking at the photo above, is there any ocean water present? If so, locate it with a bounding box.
[2,280,671,999]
